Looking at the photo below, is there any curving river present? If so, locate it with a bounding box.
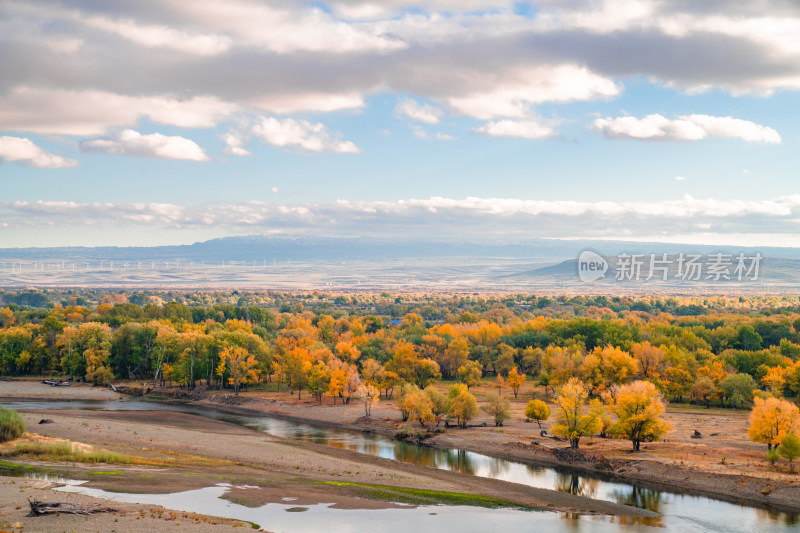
[4,399,799,532]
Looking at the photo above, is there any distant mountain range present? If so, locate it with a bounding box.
[1,235,798,291]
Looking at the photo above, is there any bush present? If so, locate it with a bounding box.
[0,407,26,443]
[483,393,511,427]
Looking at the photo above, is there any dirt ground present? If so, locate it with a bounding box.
[0,382,661,532]
[200,379,800,511]
[0,380,122,401]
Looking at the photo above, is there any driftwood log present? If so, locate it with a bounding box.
[42,379,71,387]
[28,499,116,517]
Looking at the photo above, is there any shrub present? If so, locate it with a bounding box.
[483,393,511,427]
[0,407,26,443]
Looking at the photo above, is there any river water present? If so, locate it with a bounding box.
[3,399,798,532]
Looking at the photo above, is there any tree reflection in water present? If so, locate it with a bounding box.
[555,472,599,499]
[445,449,475,475]
[486,457,509,478]
[611,486,662,513]
[756,508,800,527]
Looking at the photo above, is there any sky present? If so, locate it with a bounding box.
[1,0,800,248]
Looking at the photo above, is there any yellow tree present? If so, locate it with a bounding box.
[359,383,379,416]
[80,322,113,385]
[551,378,606,449]
[748,396,800,450]
[761,366,789,397]
[361,359,385,387]
[402,388,434,427]
[216,345,260,397]
[335,340,361,363]
[604,380,669,451]
[631,342,664,380]
[448,386,478,428]
[580,345,638,394]
[525,399,550,428]
[441,337,470,379]
[507,367,527,398]
[457,361,482,389]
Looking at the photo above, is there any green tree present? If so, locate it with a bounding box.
[779,431,800,472]
[719,373,757,409]
[483,393,511,427]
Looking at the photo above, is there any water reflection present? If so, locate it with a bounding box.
[611,487,662,513]
[556,473,599,499]
[7,399,800,532]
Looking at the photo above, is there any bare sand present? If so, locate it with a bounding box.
[188,382,800,513]
[0,382,660,532]
[0,380,122,401]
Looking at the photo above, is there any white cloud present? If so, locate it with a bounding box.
[249,92,365,114]
[271,186,280,193]
[411,126,456,141]
[0,87,239,136]
[164,0,406,54]
[6,195,800,242]
[446,65,620,119]
[593,114,782,144]
[251,117,360,154]
[474,119,555,139]
[84,16,232,56]
[0,136,79,169]
[80,129,209,161]
[396,99,443,124]
[674,176,686,181]
[222,132,251,156]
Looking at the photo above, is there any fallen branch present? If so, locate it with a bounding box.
[28,499,116,517]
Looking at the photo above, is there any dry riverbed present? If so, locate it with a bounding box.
[0,381,656,532]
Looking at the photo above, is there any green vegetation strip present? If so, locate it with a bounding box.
[316,481,528,509]
[2,442,133,464]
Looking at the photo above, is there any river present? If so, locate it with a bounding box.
[3,399,798,532]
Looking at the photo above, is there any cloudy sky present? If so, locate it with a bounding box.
[2,0,799,248]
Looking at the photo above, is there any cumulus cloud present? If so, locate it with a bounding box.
[222,131,251,156]
[250,117,360,154]
[0,87,238,136]
[161,0,406,54]
[80,130,209,161]
[474,119,555,139]
[249,92,365,114]
[593,114,782,143]
[0,136,79,169]
[84,16,232,56]
[446,65,620,119]
[396,99,443,124]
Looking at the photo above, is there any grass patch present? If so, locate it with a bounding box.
[0,460,46,472]
[316,481,525,509]
[2,442,134,464]
[0,407,25,443]
[86,470,123,476]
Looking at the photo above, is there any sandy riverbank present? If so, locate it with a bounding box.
[182,386,800,514]
[0,382,660,531]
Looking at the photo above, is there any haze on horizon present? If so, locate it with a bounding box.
[1,1,799,249]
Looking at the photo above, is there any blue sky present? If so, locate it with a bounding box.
[1,0,799,247]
